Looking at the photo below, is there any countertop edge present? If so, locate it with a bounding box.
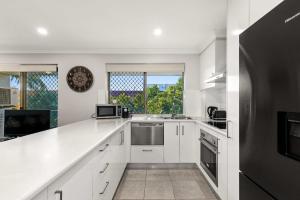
[20,120,129,200]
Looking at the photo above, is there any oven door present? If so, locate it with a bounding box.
[96,105,117,118]
[200,139,218,186]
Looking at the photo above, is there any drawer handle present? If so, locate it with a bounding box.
[54,190,63,200]
[99,163,109,174]
[142,149,153,152]
[182,126,185,135]
[99,181,109,195]
[99,144,109,152]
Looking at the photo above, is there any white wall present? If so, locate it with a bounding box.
[0,54,200,125]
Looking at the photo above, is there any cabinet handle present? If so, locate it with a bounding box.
[182,126,185,136]
[176,126,179,136]
[99,163,109,174]
[54,190,63,200]
[99,181,109,195]
[120,131,124,145]
[99,144,109,152]
[226,120,232,139]
[142,149,153,152]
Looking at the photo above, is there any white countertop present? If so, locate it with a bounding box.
[0,117,226,200]
[0,119,129,200]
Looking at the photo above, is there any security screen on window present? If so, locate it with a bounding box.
[108,71,183,114]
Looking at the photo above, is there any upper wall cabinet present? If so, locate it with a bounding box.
[250,0,284,25]
[199,39,226,90]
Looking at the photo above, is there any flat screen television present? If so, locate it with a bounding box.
[4,110,50,138]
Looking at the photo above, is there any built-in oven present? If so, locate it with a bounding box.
[96,104,122,119]
[200,129,218,186]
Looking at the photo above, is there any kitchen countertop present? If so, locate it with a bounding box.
[0,119,129,200]
[0,117,226,200]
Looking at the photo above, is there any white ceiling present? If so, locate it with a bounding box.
[0,0,227,54]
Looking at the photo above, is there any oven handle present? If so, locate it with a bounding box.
[200,139,218,154]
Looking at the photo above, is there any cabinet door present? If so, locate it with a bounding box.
[48,160,93,200]
[179,122,195,163]
[195,125,201,168]
[164,122,180,163]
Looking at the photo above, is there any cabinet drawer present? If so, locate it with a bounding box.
[130,146,164,163]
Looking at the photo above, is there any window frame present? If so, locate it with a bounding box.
[107,71,184,114]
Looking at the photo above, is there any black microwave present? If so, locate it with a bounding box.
[96,104,122,119]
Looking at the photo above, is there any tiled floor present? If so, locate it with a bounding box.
[114,168,218,200]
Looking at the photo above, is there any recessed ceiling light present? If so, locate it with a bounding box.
[232,29,244,36]
[153,28,162,36]
[36,27,48,36]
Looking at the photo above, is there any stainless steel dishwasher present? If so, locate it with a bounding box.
[131,122,164,145]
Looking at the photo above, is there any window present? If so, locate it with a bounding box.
[146,73,183,114]
[109,72,145,113]
[108,72,183,114]
[0,71,58,128]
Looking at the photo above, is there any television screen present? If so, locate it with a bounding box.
[4,110,50,138]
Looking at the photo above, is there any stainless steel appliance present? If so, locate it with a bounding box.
[200,129,218,186]
[240,1,300,199]
[96,104,122,119]
[131,122,164,145]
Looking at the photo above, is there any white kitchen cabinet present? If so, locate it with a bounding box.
[47,155,93,200]
[250,0,283,25]
[47,127,128,200]
[164,122,195,163]
[195,124,201,168]
[180,122,196,163]
[199,39,226,90]
[91,142,111,200]
[131,146,164,163]
[164,122,180,163]
[31,190,47,200]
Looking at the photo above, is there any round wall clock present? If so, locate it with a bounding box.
[67,66,93,92]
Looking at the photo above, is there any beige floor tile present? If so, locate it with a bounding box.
[172,180,205,199]
[145,181,175,199]
[196,181,217,199]
[114,180,145,199]
[168,169,196,181]
[146,169,170,181]
[124,169,147,181]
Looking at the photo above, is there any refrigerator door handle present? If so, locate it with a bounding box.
[226,120,232,139]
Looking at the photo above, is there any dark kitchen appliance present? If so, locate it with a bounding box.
[239,1,300,199]
[4,110,50,138]
[200,129,218,186]
[212,110,226,120]
[96,104,122,119]
[207,106,218,119]
[121,107,130,118]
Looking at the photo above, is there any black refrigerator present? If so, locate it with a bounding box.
[239,0,300,199]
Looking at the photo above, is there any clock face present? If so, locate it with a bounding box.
[67,66,93,92]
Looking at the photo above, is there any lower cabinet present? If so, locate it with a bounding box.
[164,122,195,163]
[47,156,93,200]
[47,127,128,200]
[130,146,164,163]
